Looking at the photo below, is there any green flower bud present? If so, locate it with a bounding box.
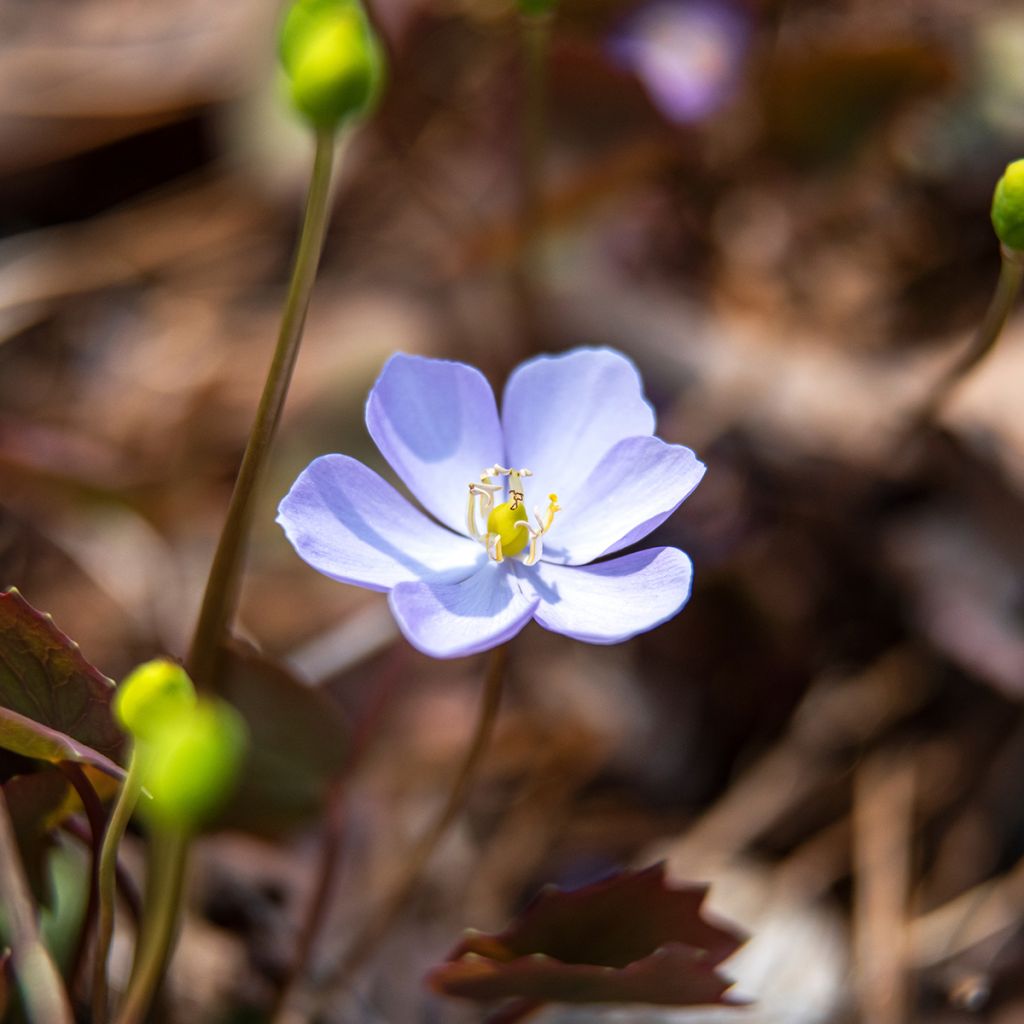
[992,159,1024,252]
[114,659,196,743]
[279,0,384,129]
[138,699,248,831]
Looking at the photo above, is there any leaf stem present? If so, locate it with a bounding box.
[111,826,190,1024]
[0,786,74,1024]
[279,645,508,1023]
[92,747,143,1024]
[910,245,1024,436]
[188,127,337,694]
[57,762,106,998]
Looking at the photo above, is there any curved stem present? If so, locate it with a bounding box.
[188,127,337,694]
[112,826,190,1024]
[57,762,105,998]
[910,246,1024,436]
[92,748,143,1024]
[62,818,142,930]
[280,645,508,1024]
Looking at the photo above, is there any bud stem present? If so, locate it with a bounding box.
[911,245,1024,436]
[188,128,336,693]
[112,826,191,1024]
[92,747,143,1024]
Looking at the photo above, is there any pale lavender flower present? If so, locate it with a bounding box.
[608,0,748,125]
[277,348,705,659]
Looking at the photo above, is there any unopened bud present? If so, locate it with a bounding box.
[279,0,384,129]
[138,699,248,831]
[991,159,1024,252]
[114,659,196,743]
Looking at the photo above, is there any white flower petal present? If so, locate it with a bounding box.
[366,353,505,535]
[543,435,705,566]
[502,347,655,508]
[389,561,538,658]
[277,454,484,591]
[520,547,694,643]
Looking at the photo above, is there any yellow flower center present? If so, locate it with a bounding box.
[466,466,560,565]
[487,500,529,558]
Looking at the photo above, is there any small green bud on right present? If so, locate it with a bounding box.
[279,0,384,129]
[114,659,196,743]
[992,159,1024,252]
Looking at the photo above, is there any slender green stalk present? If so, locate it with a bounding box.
[279,646,508,1024]
[0,787,74,1024]
[911,245,1024,435]
[92,748,143,1024]
[111,827,190,1024]
[188,127,337,694]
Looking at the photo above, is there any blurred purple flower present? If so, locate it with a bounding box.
[277,348,704,659]
[609,0,748,124]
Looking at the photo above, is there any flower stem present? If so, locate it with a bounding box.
[188,127,337,694]
[92,747,143,1024]
[0,787,74,1024]
[910,245,1024,437]
[111,826,190,1024]
[279,645,508,1023]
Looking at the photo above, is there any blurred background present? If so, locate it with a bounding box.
[3,0,1024,1021]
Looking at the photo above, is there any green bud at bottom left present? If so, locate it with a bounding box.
[114,659,196,743]
[138,699,248,832]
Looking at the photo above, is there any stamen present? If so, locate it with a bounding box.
[467,479,503,538]
[464,468,557,565]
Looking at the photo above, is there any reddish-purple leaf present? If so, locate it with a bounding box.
[0,589,123,769]
[428,864,745,1012]
[0,707,122,778]
[431,943,736,1006]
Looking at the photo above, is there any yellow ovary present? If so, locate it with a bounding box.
[487,501,529,557]
[466,465,559,565]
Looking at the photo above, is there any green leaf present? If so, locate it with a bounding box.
[0,590,123,771]
[212,642,350,836]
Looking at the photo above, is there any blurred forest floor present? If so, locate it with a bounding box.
[3,0,1024,1022]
